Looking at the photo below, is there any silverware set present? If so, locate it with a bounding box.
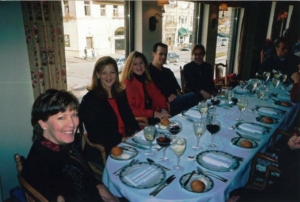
[149,175,176,197]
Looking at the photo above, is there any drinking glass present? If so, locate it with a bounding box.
[156,132,172,164]
[143,126,157,156]
[263,71,271,82]
[281,74,287,89]
[225,89,234,104]
[236,97,248,122]
[171,137,186,172]
[198,101,208,123]
[206,119,221,148]
[272,78,280,88]
[167,120,182,135]
[250,79,259,93]
[193,121,206,150]
[273,70,282,79]
[256,88,265,105]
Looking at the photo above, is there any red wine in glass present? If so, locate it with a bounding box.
[169,125,181,135]
[206,124,220,134]
[156,136,171,147]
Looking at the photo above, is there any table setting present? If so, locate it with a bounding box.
[102,76,299,202]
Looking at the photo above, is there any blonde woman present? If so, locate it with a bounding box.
[120,51,170,125]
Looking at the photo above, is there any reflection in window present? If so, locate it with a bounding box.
[64,35,70,47]
[84,1,90,16]
[113,5,118,17]
[100,5,106,16]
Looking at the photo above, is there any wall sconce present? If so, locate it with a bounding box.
[219,3,228,20]
[149,13,163,31]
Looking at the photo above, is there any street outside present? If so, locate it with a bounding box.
[67,46,228,101]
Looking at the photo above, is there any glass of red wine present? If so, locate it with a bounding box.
[206,119,221,148]
[156,132,173,164]
[167,120,182,136]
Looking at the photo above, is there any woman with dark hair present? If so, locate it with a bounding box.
[22,89,119,202]
[79,56,139,162]
[120,51,170,124]
[183,44,216,100]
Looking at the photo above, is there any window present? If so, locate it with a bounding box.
[113,5,118,17]
[64,35,70,47]
[64,1,69,15]
[86,37,93,49]
[84,1,90,16]
[100,5,106,16]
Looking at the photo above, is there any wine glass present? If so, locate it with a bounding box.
[167,120,182,135]
[156,132,173,164]
[236,97,248,122]
[263,71,271,82]
[281,74,288,89]
[206,119,221,148]
[193,121,206,150]
[198,101,208,123]
[171,137,186,172]
[143,126,157,156]
[256,87,265,105]
[250,79,258,93]
[272,77,280,88]
[225,89,234,104]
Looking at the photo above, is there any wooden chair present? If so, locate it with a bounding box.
[246,129,293,190]
[81,133,107,181]
[214,62,228,88]
[14,154,65,202]
[179,66,187,94]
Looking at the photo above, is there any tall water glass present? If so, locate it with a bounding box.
[225,89,234,104]
[256,88,265,105]
[236,97,248,122]
[171,137,186,172]
[143,126,157,156]
[198,101,208,123]
[193,121,206,150]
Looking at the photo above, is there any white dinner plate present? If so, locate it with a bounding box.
[231,137,258,149]
[235,122,270,136]
[196,150,239,172]
[179,173,213,193]
[109,146,138,161]
[119,162,166,189]
[256,106,286,117]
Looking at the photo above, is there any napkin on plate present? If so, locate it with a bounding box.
[202,153,233,168]
[124,165,159,186]
[239,123,265,134]
[277,94,290,101]
[258,107,278,115]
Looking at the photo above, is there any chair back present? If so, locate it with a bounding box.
[179,66,186,94]
[14,154,65,202]
[215,63,227,85]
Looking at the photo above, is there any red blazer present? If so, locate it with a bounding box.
[124,77,168,117]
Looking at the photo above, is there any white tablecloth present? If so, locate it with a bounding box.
[102,83,299,202]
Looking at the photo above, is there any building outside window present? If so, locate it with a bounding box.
[113,5,118,17]
[100,5,106,16]
[84,1,90,16]
[64,1,69,15]
[64,35,70,47]
[86,37,93,49]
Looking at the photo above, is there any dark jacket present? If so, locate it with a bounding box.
[22,139,102,202]
[183,61,215,97]
[79,90,139,159]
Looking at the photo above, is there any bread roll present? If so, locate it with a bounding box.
[240,140,253,148]
[263,116,273,124]
[160,118,170,126]
[281,101,289,106]
[111,146,123,156]
[191,180,205,192]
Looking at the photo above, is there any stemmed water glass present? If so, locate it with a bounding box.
[281,74,288,89]
[192,121,206,150]
[143,126,157,156]
[206,119,221,148]
[236,97,248,122]
[250,79,259,93]
[272,77,280,88]
[263,71,271,82]
[198,101,208,123]
[256,87,265,105]
[171,137,186,172]
[156,132,172,164]
[225,89,234,104]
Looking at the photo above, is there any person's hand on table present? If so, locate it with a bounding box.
[287,135,300,150]
[155,110,171,120]
[97,184,120,202]
[291,72,300,83]
[200,90,211,100]
[168,94,177,102]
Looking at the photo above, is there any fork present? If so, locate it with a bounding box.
[113,159,138,175]
[196,166,228,183]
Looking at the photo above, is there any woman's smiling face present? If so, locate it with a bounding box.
[132,57,145,75]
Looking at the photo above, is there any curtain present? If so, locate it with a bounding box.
[22,1,67,99]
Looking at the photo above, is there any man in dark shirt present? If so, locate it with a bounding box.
[261,37,300,83]
[148,42,200,116]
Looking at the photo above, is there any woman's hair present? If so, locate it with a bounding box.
[120,51,152,84]
[87,56,123,97]
[192,44,206,56]
[31,89,79,142]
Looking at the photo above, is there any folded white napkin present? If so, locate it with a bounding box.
[124,165,159,186]
[239,123,265,134]
[277,94,290,101]
[258,107,278,115]
[202,153,233,168]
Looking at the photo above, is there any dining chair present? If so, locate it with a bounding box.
[214,62,228,88]
[179,66,187,94]
[14,154,65,202]
[82,133,107,181]
[246,129,293,191]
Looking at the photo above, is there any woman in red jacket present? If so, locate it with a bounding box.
[120,51,171,124]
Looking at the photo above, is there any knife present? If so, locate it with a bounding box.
[182,170,196,188]
[122,141,148,150]
[149,175,176,197]
[146,158,170,171]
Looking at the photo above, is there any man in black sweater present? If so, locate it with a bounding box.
[148,42,200,116]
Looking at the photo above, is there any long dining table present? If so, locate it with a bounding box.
[102,83,299,202]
